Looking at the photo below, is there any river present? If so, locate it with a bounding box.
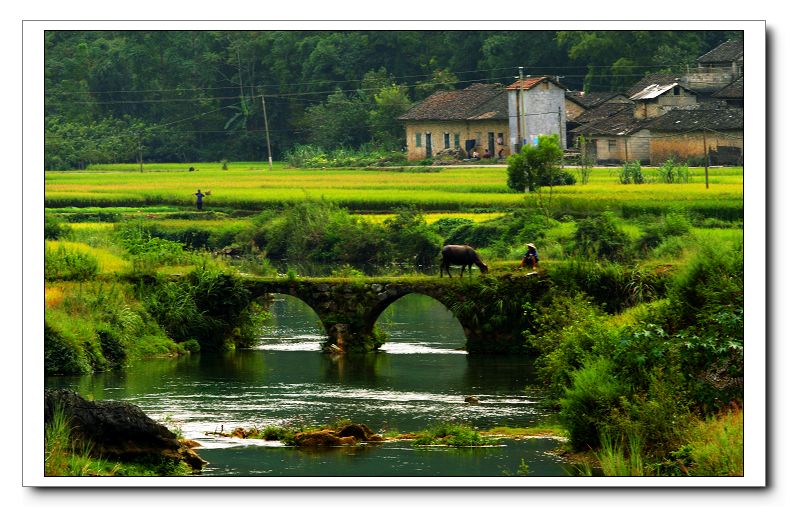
[45,293,576,478]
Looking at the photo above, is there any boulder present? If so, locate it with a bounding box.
[44,389,206,472]
[292,430,357,447]
[464,395,480,405]
[336,423,376,441]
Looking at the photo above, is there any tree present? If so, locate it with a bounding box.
[507,134,563,192]
[507,135,564,217]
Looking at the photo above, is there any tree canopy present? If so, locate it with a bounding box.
[44,30,738,168]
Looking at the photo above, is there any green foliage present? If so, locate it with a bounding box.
[44,320,92,375]
[114,221,192,270]
[637,210,693,251]
[284,144,407,168]
[559,356,629,450]
[529,293,616,400]
[506,135,564,192]
[658,158,690,184]
[574,134,596,184]
[412,422,499,447]
[45,244,99,281]
[669,407,743,476]
[249,201,388,266]
[141,266,260,351]
[619,160,644,184]
[45,214,73,240]
[573,212,632,262]
[382,208,443,267]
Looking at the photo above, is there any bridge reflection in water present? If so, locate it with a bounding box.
[242,274,548,354]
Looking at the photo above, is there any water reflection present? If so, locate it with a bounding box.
[44,292,572,477]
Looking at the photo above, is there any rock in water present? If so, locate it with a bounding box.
[464,395,480,405]
[44,389,206,472]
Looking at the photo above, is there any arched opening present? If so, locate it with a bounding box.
[255,293,326,352]
[374,293,466,353]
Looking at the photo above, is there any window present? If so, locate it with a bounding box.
[608,139,617,150]
[415,133,422,147]
[454,134,460,148]
[444,133,450,149]
[673,86,681,95]
[497,132,504,145]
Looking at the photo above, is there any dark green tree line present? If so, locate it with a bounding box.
[45,30,736,168]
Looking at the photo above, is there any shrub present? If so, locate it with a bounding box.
[142,266,260,351]
[530,293,615,401]
[44,321,92,375]
[382,208,443,268]
[45,214,72,240]
[638,210,693,252]
[658,158,690,184]
[45,244,99,281]
[619,161,644,184]
[560,356,629,450]
[573,212,632,262]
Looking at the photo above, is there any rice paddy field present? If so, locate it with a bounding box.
[45,162,744,219]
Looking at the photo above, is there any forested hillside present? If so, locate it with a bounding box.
[45,30,740,168]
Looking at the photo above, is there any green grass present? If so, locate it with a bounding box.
[45,164,743,217]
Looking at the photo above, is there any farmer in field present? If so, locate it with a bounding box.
[520,243,539,270]
[194,189,205,211]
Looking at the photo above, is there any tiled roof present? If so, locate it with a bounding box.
[647,108,743,132]
[712,76,744,99]
[567,91,628,108]
[626,74,682,98]
[572,109,650,136]
[697,40,744,64]
[629,81,696,101]
[505,76,568,91]
[574,101,634,124]
[397,83,508,121]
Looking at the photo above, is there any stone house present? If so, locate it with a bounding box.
[646,107,744,165]
[397,83,511,161]
[683,40,744,96]
[506,76,569,149]
[565,93,632,147]
[571,104,652,164]
[629,79,700,119]
[711,76,744,108]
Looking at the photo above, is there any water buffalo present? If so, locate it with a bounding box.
[440,245,489,277]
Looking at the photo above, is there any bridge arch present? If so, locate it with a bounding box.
[255,293,327,350]
[368,292,466,351]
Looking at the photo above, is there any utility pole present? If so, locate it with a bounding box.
[515,67,522,152]
[261,94,273,170]
[519,67,526,149]
[703,129,709,189]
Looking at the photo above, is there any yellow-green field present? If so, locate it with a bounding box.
[45,163,744,217]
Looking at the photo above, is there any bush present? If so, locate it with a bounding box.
[45,244,99,281]
[658,158,690,184]
[44,321,92,375]
[45,215,72,240]
[619,161,644,184]
[560,356,629,450]
[573,212,632,262]
[638,210,693,251]
[383,208,443,267]
[142,266,260,351]
[530,293,615,401]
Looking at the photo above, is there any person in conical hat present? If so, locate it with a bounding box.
[520,243,539,270]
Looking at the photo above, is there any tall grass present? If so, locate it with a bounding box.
[678,407,743,476]
[597,431,647,476]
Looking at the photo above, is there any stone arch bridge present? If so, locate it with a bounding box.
[241,274,549,353]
